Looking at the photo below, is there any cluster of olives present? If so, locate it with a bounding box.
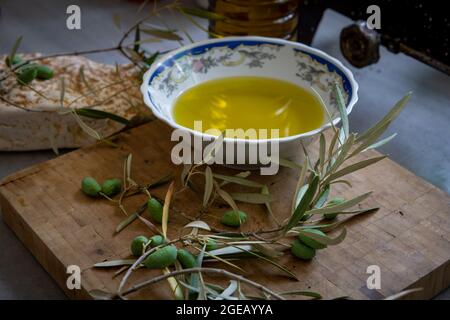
[130,235,218,269]
[291,228,328,260]
[81,176,122,197]
[290,198,346,260]
[6,55,54,85]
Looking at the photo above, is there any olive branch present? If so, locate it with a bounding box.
[86,84,413,300]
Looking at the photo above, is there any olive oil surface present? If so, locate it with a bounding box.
[172,77,325,139]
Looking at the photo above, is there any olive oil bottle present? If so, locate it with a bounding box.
[209,0,300,40]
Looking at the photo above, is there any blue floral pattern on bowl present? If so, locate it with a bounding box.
[141,36,358,158]
[143,38,356,125]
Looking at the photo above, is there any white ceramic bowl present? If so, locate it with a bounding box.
[141,36,358,166]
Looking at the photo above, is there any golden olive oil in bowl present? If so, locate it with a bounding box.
[172,76,325,139]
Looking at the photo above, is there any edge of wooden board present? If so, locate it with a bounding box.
[0,122,449,300]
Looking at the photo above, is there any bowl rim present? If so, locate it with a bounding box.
[141,36,359,144]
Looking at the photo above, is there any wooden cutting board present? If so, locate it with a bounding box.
[0,120,449,300]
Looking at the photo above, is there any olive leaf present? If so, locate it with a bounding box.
[141,27,183,41]
[133,24,141,53]
[215,280,238,300]
[181,164,192,186]
[327,128,340,171]
[137,214,161,235]
[364,133,397,152]
[94,259,137,268]
[261,185,278,224]
[201,249,246,273]
[326,133,355,176]
[285,174,319,231]
[329,180,352,188]
[252,243,283,259]
[348,121,391,158]
[273,158,303,171]
[162,181,175,239]
[164,267,184,300]
[356,92,412,143]
[299,228,347,246]
[213,173,263,188]
[307,192,372,216]
[295,207,378,233]
[301,142,315,172]
[60,77,66,106]
[331,206,379,215]
[115,202,147,233]
[178,6,226,20]
[190,244,207,300]
[314,185,330,208]
[323,156,386,185]
[291,157,308,213]
[216,187,239,212]
[334,83,349,139]
[183,220,211,231]
[203,166,214,207]
[8,36,23,67]
[230,192,273,204]
[228,244,298,280]
[140,173,172,193]
[201,132,225,165]
[218,171,251,188]
[124,47,143,63]
[208,245,253,256]
[143,51,160,67]
[89,289,113,300]
[293,184,309,211]
[78,66,95,97]
[125,153,133,186]
[70,110,101,140]
[74,108,130,125]
[318,133,326,173]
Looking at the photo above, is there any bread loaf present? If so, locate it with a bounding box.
[0,54,152,151]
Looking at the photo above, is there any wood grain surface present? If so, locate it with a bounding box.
[0,120,449,300]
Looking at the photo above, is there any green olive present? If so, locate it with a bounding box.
[5,55,22,67]
[149,235,165,248]
[177,248,197,269]
[35,65,54,80]
[291,239,316,260]
[323,212,338,220]
[323,197,346,220]
[220,210,247,227]
[147,198,164,224]
[143,245,177,269]
[130,235,149,257]
[16,65,37,85]
[101,178,122,197]
[298,229,327,249]
[205,238,218,251]
[81,177,101,197]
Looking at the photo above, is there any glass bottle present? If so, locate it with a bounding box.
[208,0,300,40]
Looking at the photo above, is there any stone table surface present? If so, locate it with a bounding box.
[0,0,449,299]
